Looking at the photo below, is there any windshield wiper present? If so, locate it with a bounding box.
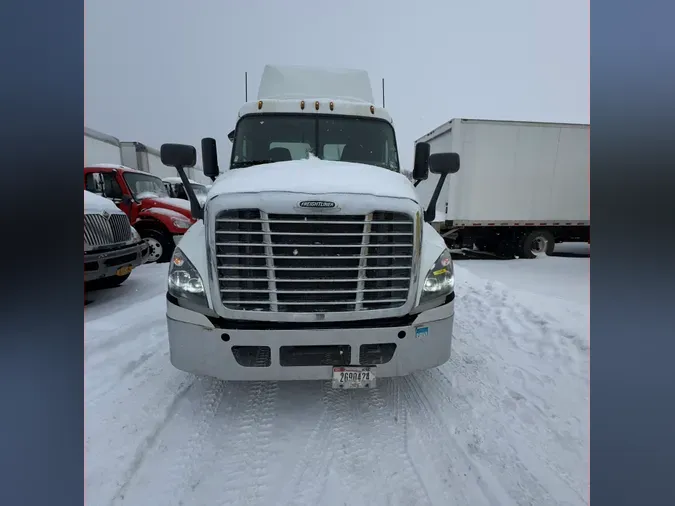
[231,160,274,169]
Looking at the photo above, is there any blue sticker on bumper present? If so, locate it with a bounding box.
[415,326,429,339]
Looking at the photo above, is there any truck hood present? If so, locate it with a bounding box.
[209,159,420,202]
[139,196,195,220]
[84,190,125,215]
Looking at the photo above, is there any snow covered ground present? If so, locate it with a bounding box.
[85,244,589,506]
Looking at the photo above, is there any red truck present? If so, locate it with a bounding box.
[84,164,197,263]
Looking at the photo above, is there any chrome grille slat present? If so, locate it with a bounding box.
[216,231,411,236]
[215,242,413,248]
[259,210,279,312]
[355,213,373,311]
[84,212,132,249]
[217,265,411,271]
[215,209,415,313]
[218,277,411,283]
[216,219,412,226]
[216,254,412,259]
[230,299,408,305]
[219,288,409,293]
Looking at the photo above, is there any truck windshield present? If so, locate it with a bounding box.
[167,183,207,200]
[123,172,169,200]
[231,114,400,172]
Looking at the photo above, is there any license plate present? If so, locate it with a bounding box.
[116,265,133,276]
[332,366,375,389]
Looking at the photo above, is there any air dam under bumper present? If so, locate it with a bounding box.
[166,300,454,381]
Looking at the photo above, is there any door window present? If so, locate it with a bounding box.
[85,172,123,199]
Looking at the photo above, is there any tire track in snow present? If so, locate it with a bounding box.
[319,381,374,500]
[221,380,280,506]
[280,383,339,506]
[86,335,167,409]
[179,378,228,496]
[87,340,166,403]
[400,371,510,506]
[366,378,433,506]
[85,294,166,358]
[86,366,192,505]
[108,377,195,506]
[131,376,229,506]
[451,280,589,505]
[85,317,162,359]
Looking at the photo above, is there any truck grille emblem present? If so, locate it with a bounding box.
[298,200,336,209]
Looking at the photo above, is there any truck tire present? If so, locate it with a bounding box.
[520,230,555,259]
[142,229,174,263]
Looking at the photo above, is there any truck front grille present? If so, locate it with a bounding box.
[84,213,132,248]
[215,209,415,313]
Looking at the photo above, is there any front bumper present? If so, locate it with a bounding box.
[84,240,149,282]
[165,297,455,381]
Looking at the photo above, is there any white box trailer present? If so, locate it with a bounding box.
[415,118,589,258]
[120,141,176,179]
[84,127,122,166]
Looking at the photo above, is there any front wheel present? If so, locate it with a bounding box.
[141,229,174,263]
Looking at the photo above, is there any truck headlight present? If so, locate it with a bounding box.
[130,226,141,242]
[419,249,455,305]
[172,218,192,230]
[168,248,208,306]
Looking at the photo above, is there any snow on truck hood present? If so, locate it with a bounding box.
[150,197,192,212]
[139,196,195,221]
[209,159,420,202]
[84,190,124,214]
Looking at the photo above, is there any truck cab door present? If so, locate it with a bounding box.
[111,171,139,221]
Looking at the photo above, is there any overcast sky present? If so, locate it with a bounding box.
[85,0,589,169]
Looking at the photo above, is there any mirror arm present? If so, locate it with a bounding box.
[414,180,422,187]
[175,165,204,220]
[424,173,448,223]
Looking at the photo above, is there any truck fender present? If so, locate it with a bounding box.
[137,208,189,235]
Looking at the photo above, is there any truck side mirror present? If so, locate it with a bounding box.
[160,143,203,220]
[412,142,430,185]
[227,130,235,143]
[429,152,460,175]
[201,138,220,181]
[424,151,461,223]
[160,144,197,168]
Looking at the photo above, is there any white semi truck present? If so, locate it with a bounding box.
[159,65,461,389]
[415,119,590,258]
